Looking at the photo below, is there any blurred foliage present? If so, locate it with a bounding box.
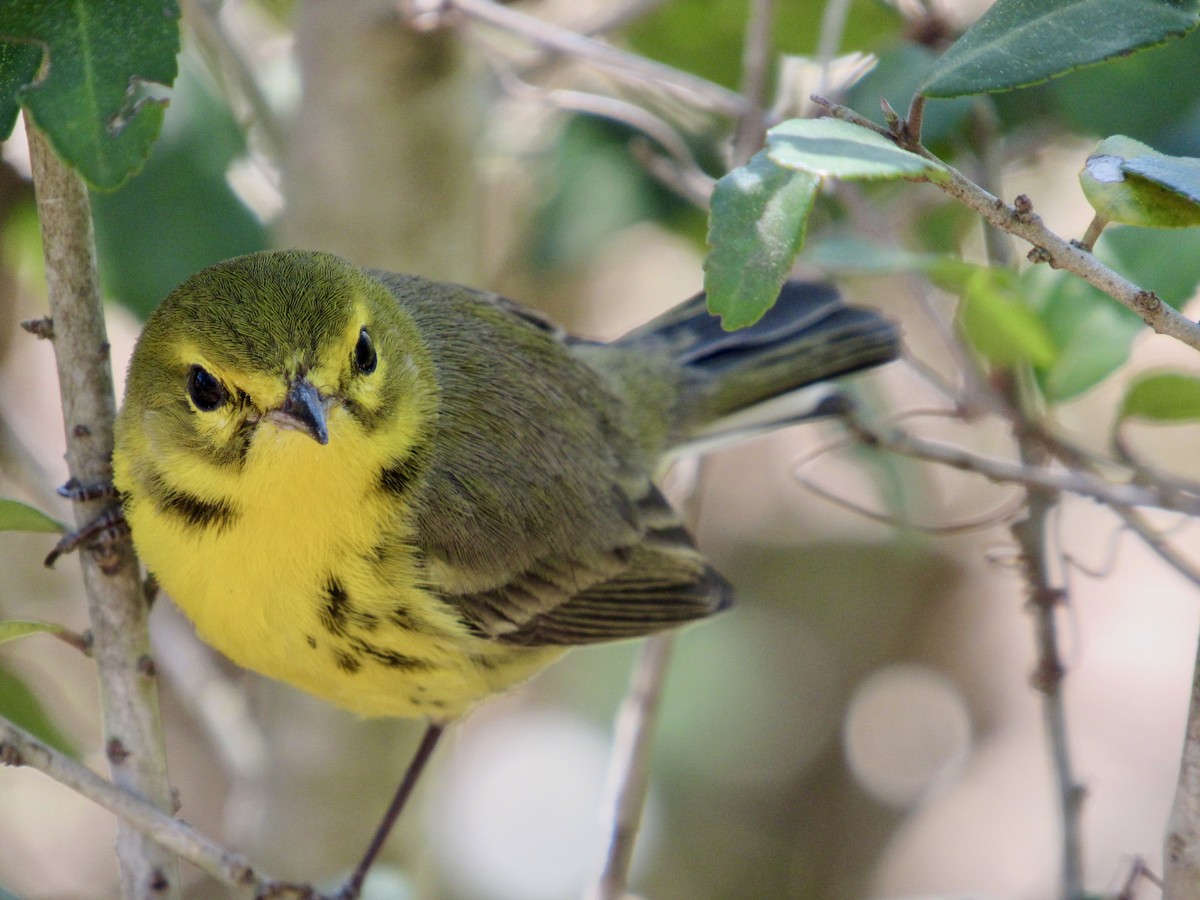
[0,662,75,757]
[529,115,705,272]
[626,0,901,89]
[90,63,267,320]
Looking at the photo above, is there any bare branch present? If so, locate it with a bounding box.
[842,413,1200,517]
[585,633,676,900]
[428,0,750,118]
[26,119,180,899]
[731,0,775,164]
[1011,483,1085,899]
[181,0,287,161]
[0,717,268,896]
[1167,639,1200,898]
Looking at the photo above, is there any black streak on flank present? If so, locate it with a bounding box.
[349,637,432,671]
[379,452,425,497]
[321,578,351,636]
[334,650,361,674]
[305,634,317,649]
[158,491,238,531]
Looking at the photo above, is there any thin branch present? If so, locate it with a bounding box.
[1010,452,1085,900]
[431,0,750,118]
[1167,636,1200,898]
[26,119,180,899]
[181,0,287,161]
[731,0,775,165]
[0,716,323,899]
[813,96,1200,353]
[585,633,676,900]
[486,61,705,180]
[842,414,1200,517]
[813,0,854,98]
[1111,505,1200,590]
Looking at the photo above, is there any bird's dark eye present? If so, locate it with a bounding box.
[187,366,228,411]
[354,327,377,375]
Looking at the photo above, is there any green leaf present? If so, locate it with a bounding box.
[1024,267,1140,403]
[0,498,65,534]
[704,151,819,330]
[1121,372,1200,421]
[920,0,1199,98]
[0,0,182,190]
[766,118,948,182]
[0,661,76,758]
[1026,227,1200,402]
[1080,135,1200,227]
[0,619,70,645]
[951,263,1058,368]
[0,38,40,140]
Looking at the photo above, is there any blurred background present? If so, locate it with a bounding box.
[3,0,1200,897]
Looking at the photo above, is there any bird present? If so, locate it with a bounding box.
[109,248,899,895]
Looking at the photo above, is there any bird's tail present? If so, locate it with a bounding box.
[619,282,900,453]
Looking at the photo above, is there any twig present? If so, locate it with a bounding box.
[584,633,676,900]
[1010,448,1085,899]
[181,0,287,161]
[25,119,180,899]
[731,0,775,164]
[1167,635,1200,898]
[812,95,1200,353]
[487,62,705,180]
[0,716,322,898]
[843,415,1200,516]
[434,0,750,118]
[631,138,716,208]
[813,0,853,99]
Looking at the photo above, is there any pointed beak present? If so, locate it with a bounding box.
[266,377,329,445]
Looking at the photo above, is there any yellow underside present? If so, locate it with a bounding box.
[120,405,563,720]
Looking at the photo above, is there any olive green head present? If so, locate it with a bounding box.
[117,250,434,473]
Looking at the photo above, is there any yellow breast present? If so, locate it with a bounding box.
[120,404,561,719]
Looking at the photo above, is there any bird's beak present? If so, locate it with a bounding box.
[266,377,329,445]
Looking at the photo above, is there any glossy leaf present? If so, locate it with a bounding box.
[0,498,65,534]
[1080,135,1200,227]
[766,118,948,182]
[704,151,818,330]
[920,0,1199,98]
[0,39,39,140]
[1121,372,1200,421]
[0,0,182,190]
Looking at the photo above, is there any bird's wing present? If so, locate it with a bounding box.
[435,481,732,646]
[375,271,730,646]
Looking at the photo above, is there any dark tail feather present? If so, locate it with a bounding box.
[622,281,900,434]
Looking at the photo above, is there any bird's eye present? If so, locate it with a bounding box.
[353,327,377,375]
[187,366,228,411]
